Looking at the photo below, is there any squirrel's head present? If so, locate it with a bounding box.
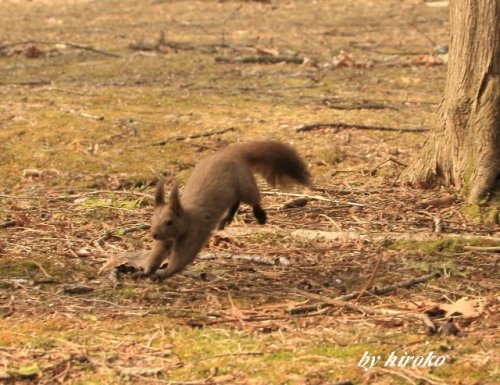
[151,178,183,241]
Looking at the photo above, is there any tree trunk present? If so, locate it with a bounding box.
[402,0,500,204]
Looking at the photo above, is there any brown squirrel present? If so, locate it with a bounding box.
[143,141,311,280]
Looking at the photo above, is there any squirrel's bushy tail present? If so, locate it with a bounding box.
[232,141,311,187]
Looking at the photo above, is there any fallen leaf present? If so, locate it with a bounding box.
[440,297,486,318]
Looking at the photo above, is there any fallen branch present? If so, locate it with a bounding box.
[149,127,234,147]
[286,272,440,315]
[261,191,365,207]
[129,35,255,54]
[294,122,429,133]
[291,289,387,315]
[463,245,500,252]
[323,101,398,111]
[338,272,441,300]
[198,252,290,266]
[225,227,499,243]
[215,55,306,64]
[0,40,120,57]
[167,41,253,53]
[187,316,286,327]
[0,80,51,86]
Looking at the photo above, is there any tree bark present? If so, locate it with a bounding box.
[402,0,500,203]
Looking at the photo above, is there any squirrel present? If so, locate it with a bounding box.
[143,141,311,281]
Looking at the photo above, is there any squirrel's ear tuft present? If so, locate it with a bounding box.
[169,183,182,215]
[155,177,166,206]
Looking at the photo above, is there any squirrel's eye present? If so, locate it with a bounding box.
[166,220,173,226]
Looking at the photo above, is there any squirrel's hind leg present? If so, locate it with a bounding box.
[252,205,267,224]
[217,201,240,230]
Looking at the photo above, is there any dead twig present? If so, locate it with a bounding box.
[354,252,383,303]
[148,127,234,147]
[95,224,150,245]
[130,371,215,385]
[285,303,331,316]
[129,32,301,60]
[0,80,51,86]
[323,100,398,111]
[215,56,306,64]
[28,261,52,279]
[291,289,375,315]
[62,108,104,121]
[370,158,408,175]
[0,40,120,57]
[129,38,255,55]
[187,316,287,327]
[294,122,428,133]
[0,220,16,228]
[287,272,441,315]
[198,252,290,266]
[261,191,365,208]
[464,245,500,252]
[338,271,441,300]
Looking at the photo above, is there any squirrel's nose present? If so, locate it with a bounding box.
[152,232,160,240]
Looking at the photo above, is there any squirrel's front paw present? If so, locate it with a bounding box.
[131,271,150,280]
[150,269,168,282]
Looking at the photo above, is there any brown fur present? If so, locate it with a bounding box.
[144,141,311,279]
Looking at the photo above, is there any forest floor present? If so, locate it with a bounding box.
[0,0,498,384]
